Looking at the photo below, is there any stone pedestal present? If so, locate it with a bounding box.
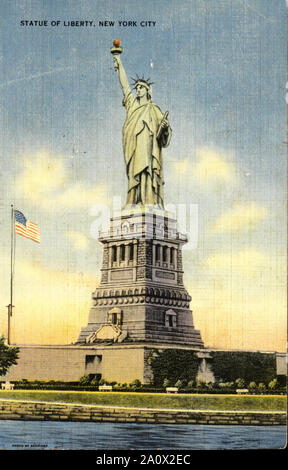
[78,207,204,349]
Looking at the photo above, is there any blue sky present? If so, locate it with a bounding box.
[0,0,286,349]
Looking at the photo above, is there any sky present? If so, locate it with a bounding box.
[0,0,286,351]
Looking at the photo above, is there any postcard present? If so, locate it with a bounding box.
[0,0,286,454]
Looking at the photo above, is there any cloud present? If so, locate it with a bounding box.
[211,202,268,233]
[191,279,286,351]
[172,157,192,177]
[15,150,66,197]
[15,150,109,211]
[205,250,269,277]
[189,248,286,351]
[55,183,108,210]
[0,256,98,344]
[172,147,238,186]
[67,230,90,251]
[193,147,237,184]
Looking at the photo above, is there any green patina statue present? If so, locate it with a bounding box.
[111,41,171,207]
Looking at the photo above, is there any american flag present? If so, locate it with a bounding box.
[14,210,40,243]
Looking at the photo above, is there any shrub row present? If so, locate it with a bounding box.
[1,382,285,395]
[147,349,280,386]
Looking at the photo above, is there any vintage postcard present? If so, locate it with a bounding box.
[0,0,286,454]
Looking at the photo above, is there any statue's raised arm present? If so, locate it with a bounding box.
[113,55,131,100]
[111,40,172,208]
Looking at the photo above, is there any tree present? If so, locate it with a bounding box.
[235,378,245,389]
[148,349,199,386]
[211,351,276,384]
[163,378,170,388]
[79,375,91,385]
[0,336,19,376]
[90,376,99,386]
[196,380,206,389]
[175,379,183,389]
[129,379,142,389]
[268,378,278,390]
[258,383,266,394]
[248,381,257,392]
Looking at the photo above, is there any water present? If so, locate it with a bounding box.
[0,420,286,450]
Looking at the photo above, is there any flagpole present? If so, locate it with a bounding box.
[8,204,14,344]
[7,208,39,344]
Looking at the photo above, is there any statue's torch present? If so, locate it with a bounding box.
[110,39,123,70]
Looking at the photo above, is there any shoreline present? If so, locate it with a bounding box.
[0,398,286,426]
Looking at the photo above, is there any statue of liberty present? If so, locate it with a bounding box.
[111,41,172,207]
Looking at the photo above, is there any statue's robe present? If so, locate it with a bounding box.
[122,90,170,206]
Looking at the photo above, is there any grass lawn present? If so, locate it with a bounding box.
[0,390,286,411]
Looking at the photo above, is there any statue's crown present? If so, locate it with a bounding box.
[131,75,154,90]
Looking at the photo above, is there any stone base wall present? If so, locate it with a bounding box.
[0,345,146,384]
[0,399,285,426]
[1,344,286,385]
